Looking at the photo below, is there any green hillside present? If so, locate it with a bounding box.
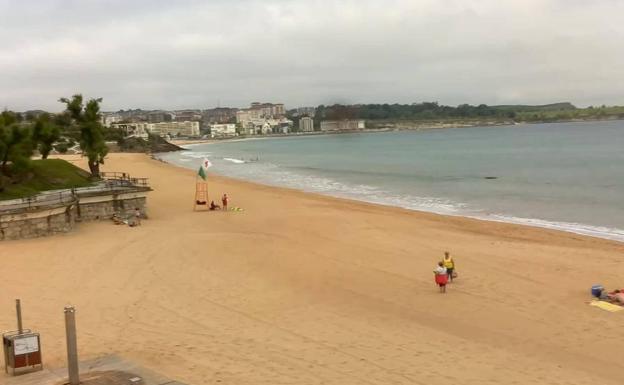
[0,159,94,200]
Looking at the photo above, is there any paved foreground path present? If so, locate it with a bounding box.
[1,355,188,385]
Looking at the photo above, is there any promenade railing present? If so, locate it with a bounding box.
[0,173,150,213]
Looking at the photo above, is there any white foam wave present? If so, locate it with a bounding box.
[180,151,212,159]
[215,162,465,216]
[223,157,245,164]
[475,214,624,242]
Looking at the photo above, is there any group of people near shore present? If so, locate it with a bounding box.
[209,193,229,211]
[433,251,456,293]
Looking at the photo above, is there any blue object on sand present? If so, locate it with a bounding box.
[591,285,604,298]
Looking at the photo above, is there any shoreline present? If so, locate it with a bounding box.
[156,147,624,244]
[2,153,623,385]
[214,169,624,246]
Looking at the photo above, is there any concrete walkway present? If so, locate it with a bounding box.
[1,355,188,385]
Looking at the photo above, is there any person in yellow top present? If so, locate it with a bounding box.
[443,251,455,282]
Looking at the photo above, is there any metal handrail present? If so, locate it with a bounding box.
[100,172,149,187]
[0,175,151,212]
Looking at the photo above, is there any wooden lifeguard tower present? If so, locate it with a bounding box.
[194,159,211,211]
[194,180,209,211]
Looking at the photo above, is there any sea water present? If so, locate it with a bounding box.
[157,120,624,242]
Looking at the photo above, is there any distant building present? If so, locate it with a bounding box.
[110,122,150,139]
[210,123,236,138]
[147,111,174,123]
[237,102,285,125]
[174,109,202,122]
[320,120,365,131]
[202,108,237,124]
[235,109,255,124]
[150,121,200,137]
[299,116,314,132]
[250,102,285,117]
[102,114,122,127]
[241,125,256,136]
[117,109,148,122]
[236,103,292,135]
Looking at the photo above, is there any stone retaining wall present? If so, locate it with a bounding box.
[77,192,148,222]
[0,204,77,241]
[0,190,149,241]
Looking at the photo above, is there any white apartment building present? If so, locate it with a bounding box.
[250,102,285,117]
[210,123,237,137]
[237,116,293,135]
[150,121,200,137]
[299,116,314,132]
[236,102,287,133]
[110,122,150,139]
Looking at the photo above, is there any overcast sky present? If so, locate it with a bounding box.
[1,0,623,111]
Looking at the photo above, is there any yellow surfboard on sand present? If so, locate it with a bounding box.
[589,300,624,312]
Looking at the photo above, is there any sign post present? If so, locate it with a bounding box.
[16,299,23,334]
[2,300,43,375]
[64,306,80,385]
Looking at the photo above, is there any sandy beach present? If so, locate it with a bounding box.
[1,153,623,385]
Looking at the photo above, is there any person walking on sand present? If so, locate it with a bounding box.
[222,193,228,211]
[443,251,455,282]
[434,261,448,293]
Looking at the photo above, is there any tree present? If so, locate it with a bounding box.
[59,94,108,176]
[32,113,61,159]
[0,110,34,176]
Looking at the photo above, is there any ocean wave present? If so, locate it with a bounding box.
[223,157,245,164]
[216,162,466,216]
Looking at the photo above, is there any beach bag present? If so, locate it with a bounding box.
[452,271,458,279]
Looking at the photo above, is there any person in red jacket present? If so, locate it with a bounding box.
[434,261,448,293]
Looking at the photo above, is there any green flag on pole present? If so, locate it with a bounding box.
[197,166,207,180]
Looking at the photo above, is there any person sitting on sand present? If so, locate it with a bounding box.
[111,213,125,225]
[210,201,221,211]
[434,261,448,293]
[443,251,455,282]
[607,289,624,305]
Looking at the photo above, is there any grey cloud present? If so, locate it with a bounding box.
[1,0,623,111]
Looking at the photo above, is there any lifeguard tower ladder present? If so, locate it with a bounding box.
[194,181,209,211]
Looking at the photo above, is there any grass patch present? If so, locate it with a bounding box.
[0,159,94,200]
